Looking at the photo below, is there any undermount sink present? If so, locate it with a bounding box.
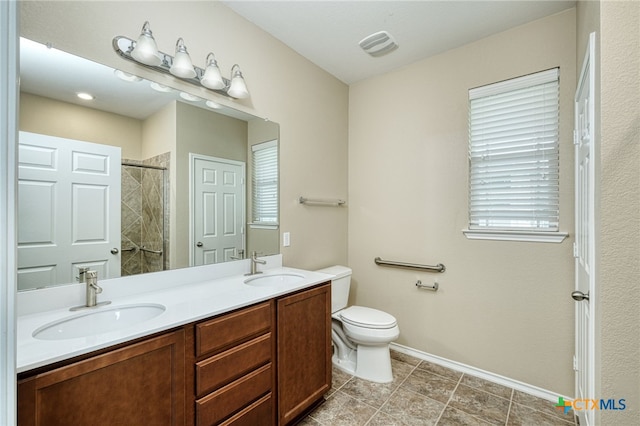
[244,273,305,287]
[32,303,166,340]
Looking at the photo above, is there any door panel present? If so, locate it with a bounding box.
[191,154,245,266]
[574,32,596,426]
[18,131,121,290]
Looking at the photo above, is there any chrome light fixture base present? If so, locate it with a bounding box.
[113,35,248,99]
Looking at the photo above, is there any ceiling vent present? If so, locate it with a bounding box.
[359,31,398,57]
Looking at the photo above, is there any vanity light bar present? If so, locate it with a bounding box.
[112,35,248,99]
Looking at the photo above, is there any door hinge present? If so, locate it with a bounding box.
[573,242,579,258]
[573,355,579,371]
[573,129,579,145]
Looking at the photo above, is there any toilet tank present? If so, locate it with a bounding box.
[316,265,352,313]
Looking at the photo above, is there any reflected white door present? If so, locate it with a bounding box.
[18,131,121,289]
[574,32,596,426]
[191,154,245,266]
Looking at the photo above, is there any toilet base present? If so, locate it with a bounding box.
[332,348,357,376]
[331,343,394,383]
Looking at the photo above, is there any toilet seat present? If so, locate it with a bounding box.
[339,306,397,329]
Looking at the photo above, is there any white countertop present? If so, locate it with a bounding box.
[17,261,332,373]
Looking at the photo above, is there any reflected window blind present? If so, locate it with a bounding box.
[468,68,560,231]
[251,140,278,223]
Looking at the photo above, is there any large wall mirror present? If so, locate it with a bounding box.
[18,37,279,292]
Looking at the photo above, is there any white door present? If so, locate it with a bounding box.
[573,32,596,426]
[18,131,121,290]
[190,154,245,266]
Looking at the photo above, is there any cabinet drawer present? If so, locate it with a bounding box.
[196,333,271,397]
[196,363,272,426]
[196,302,272,357]
[219,393,273,426]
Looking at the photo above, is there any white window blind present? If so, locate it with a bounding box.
[251,140,278,224]
[468,68,560,232]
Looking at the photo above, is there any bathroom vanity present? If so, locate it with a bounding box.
[16,261,332,425]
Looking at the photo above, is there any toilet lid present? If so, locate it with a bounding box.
[339,306,397,329]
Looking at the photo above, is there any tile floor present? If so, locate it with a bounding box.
[300,350,578,426]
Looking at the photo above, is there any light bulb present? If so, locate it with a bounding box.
[227,64,249,99]
[169,38,196,79]
[201,53,225,90]
[131,21,161,66]
[76,92,95,100]
[114,70,142,82]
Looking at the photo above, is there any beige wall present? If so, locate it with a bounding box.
[598,1,640,424]
[19,92,142,159]
[141,101,176,161]
[20,0,349,270]
[349,9,577,395]
[177,102,247,163]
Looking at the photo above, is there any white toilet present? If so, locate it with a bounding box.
[316,265,400,383]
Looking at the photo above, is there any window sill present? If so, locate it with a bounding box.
[462,229,569,243]
[249,223,279,230]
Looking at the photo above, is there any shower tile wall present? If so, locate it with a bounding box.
[121,152,170,276]
[121,164,143,276]
[144,152,171,271]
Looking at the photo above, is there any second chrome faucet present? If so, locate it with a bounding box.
[246,251,266,276]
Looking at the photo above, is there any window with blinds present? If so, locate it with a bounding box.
[468,68,560,233]
[251,140,278,225]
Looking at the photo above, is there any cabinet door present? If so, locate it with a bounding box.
[18,330,186,426]
[277,283,331,425]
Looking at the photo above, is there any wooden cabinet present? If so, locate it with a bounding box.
[18,281,331,426]
[190,301,276,426]
[18,329,186,426]
[277,283,332,425]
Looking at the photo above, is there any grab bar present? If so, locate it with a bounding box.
[121,246,138,253]
[374,257,445,273]
[140,246,163,255]
[298,196,346,206]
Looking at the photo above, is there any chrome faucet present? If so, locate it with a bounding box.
[70,270,111,311]
[246,251,266,276]
[85,271,102,307]
[77,266,90,284]
[230,248,246,260]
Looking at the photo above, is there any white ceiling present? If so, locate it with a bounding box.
[223,0,576,84]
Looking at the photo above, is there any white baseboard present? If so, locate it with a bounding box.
[390,343,571,403]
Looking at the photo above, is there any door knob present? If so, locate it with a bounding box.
[571,290,589,302]
[196,242,203,247]
[110,248,119,254]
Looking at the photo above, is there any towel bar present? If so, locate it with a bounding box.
[298,196,346,206]
[416,280,439,291]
